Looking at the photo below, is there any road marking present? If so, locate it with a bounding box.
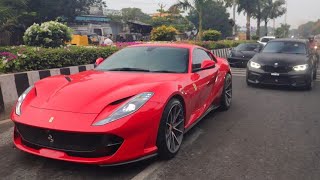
[131,161,165,180]
[131,128,204,180]
[0,119,12,125]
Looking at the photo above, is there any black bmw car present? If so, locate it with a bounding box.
[228,43,262,67]
[246,39,318,90]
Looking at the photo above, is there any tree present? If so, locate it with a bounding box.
[187,0,233,38]
[275,23,290,38]
[298,20,320,38]
[170,0,211,40]
[223,0,259,40]
[261,0,286,36]
[121,8,152,23]
[252,0,267,37]
[26,0,106,23]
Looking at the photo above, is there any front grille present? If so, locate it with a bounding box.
[262,65,290,73]
[15,123,123,158]
[261,75,290,85]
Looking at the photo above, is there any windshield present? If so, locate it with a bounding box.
[235,44,259,51]
[96,46,189,73]
[262,41,307,54]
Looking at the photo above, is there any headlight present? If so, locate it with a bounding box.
[15,85,34,116]
[250,61,261,69]
[293,64,308,71]
[93,92,154,126]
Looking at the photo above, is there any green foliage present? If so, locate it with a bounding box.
[251,35,260,40]
[23,21,73,48]
[187,0,232,38]
[0,46,118,73]
[170,0,211,40]
[275,23,290,38]
[121,8,152,23]
[151,16,193,33]
[151,26,178,41]
[298,20,320,38]
[202,30,222,41]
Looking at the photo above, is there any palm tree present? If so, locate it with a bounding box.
[223,0,258,40]
[261,0,286,36]
[170,0,210,40]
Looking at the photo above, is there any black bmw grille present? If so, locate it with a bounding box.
[262,65,290,73]
[15,123,123,158]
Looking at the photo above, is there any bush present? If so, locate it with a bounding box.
[202,30,222,41]
[23,21,72,48]
[151,25,178,41]
[251,35,260,41]
[0,46,118,73]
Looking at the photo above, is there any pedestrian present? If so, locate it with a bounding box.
[103,35,113,46]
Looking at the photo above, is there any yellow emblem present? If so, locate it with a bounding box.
[193,83,198,91]
[49,117,54,123]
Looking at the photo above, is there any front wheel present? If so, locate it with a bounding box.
[157,99,185,159]
[219,73,232,111]
[305,71,314,90]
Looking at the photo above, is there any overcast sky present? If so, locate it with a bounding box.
[105,0,320,28]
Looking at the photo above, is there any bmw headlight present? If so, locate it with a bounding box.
[15,85,34,116]
[93,92,154,126]
[250,61,261,69]
[293,64,308,71]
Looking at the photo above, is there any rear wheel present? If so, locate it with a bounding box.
[157,99,185,159]
[220,73,232,111]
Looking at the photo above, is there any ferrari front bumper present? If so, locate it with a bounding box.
[11,101,163,165]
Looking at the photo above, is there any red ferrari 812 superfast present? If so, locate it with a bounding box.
[11,43,232,166]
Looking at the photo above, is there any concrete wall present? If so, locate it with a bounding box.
[0,64,94,120]
[0,48,230,121]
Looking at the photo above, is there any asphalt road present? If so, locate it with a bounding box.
[1,69,320,180]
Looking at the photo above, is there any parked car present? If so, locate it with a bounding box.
[228,43,263,67]
[11,43,232,166]
[247,39,318,90]
[257,36,276,46]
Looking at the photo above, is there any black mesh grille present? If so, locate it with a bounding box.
[15,123,123,158]
[262,65,291,73]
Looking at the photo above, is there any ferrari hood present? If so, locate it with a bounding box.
[31,70,182,113]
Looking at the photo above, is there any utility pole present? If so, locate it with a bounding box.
[233,0,236,36]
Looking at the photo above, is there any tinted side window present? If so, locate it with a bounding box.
[192,49,212,70]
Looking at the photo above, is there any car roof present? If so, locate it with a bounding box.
[269,38,308,44]
[261,36,275,38]
[130,43,202,50]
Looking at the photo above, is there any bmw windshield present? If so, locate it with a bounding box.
[96,46,189,73]
[262,41,307,54]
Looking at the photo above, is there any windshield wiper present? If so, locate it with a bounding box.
[107,68,150,72]
[151,70,180,73]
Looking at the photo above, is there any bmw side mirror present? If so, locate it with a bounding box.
[94,57,104,68]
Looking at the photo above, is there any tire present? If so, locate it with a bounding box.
[313,67,317,80]
[157,98,185,159]
[305,71,314,90]
[219,73,232,111]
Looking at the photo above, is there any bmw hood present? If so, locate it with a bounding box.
[252,53,309,66]
[30,70,182,113]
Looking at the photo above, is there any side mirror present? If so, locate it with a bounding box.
[94,57,104,67]
[201,60,216,69]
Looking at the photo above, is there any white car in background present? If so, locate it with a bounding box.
[257,36,276,46]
